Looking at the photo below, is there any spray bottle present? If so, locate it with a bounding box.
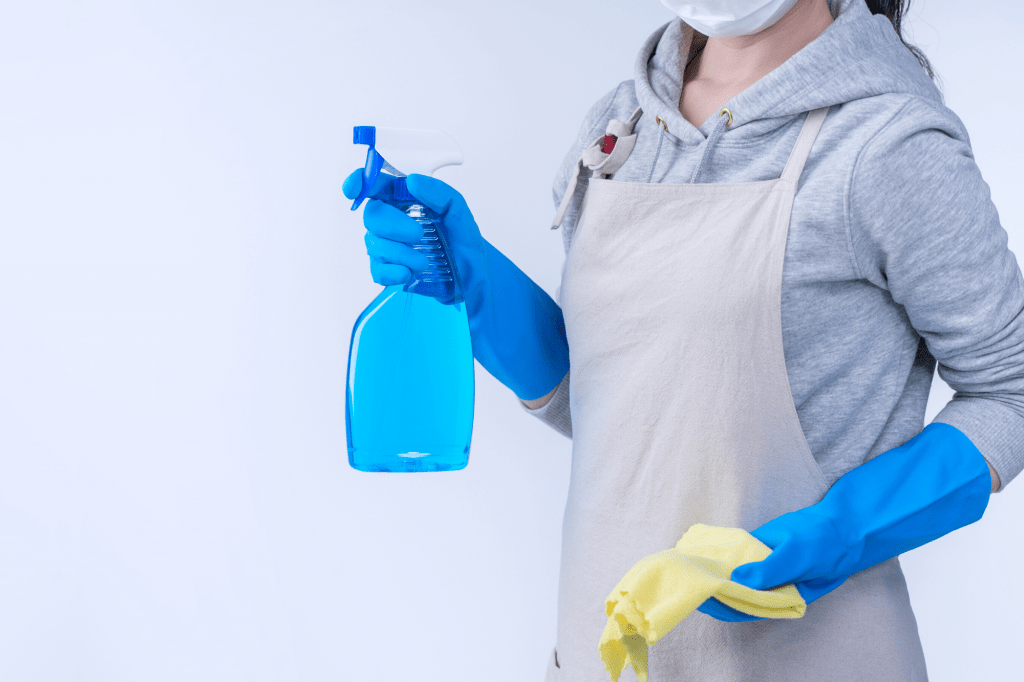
[346,126,474,472]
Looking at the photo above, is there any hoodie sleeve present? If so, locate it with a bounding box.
[848,97,1024,492]
[518,82,632,439]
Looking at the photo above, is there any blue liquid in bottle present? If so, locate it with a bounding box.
[346,181,474,472]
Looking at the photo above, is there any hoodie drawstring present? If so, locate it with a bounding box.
[645,115,669,183]
[689,107,733,184]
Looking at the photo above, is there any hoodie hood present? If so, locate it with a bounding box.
[637,0,943,143]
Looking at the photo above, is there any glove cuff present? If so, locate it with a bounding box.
[817,422,992,576]
[465,242,570,400]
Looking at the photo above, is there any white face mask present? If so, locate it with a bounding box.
[660,0,803,38]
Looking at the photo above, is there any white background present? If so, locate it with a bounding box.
[1,1,1022,680]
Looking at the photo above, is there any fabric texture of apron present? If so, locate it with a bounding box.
[545,105,928,681]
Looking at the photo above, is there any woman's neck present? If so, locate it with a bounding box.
[686,0,835,90]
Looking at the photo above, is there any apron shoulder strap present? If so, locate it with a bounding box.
[779,106,831,186]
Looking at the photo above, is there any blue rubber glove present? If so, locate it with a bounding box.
[697,421,993,622]
[342,170,570,401]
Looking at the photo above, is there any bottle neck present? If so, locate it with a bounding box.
[392,199,464,305]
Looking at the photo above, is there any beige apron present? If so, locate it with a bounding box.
[546,106,928,681]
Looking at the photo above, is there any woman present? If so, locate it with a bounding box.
[344,0,1020,679]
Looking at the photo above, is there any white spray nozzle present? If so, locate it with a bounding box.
[369,127,463,177]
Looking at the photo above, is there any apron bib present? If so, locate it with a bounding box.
[546,107,928,681]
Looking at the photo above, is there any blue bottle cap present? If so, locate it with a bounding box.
[392,176,414,202]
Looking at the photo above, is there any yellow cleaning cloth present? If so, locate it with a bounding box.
[598,524,807,682]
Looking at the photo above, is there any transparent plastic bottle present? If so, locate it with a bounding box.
[346,176,474,472]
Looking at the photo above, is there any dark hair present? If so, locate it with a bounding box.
[864,0,937,82]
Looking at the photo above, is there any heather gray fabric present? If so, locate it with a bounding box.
[524,0,1024,492]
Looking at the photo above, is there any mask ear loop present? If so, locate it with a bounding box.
[351,146,385,211]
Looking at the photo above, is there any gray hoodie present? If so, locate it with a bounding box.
[525,0,1024,492]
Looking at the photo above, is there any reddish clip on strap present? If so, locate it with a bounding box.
[601,134,618,154]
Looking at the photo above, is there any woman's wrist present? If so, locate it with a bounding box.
[521,381,561,410]
[986,460,1000,493]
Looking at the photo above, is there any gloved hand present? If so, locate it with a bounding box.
[697,421,993,622]
[342,170,570,401]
